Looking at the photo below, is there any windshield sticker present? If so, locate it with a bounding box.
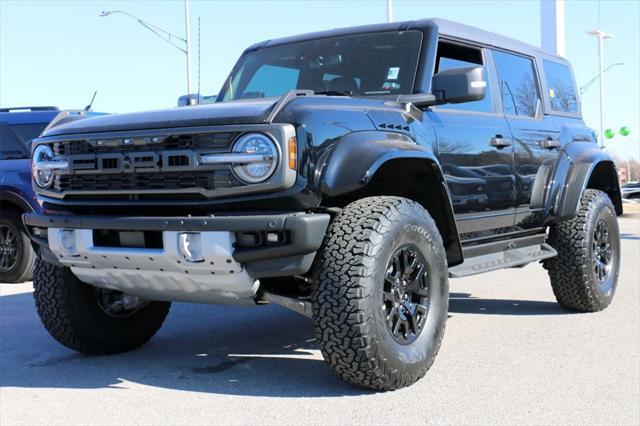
[549,88,556,98]
[387,67,400,80]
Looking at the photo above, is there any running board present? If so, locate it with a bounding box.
[449,234,557,278]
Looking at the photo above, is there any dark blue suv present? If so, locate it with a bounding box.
[0,107,61,282]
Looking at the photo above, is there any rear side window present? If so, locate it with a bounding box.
[435,42,493,113]
[543,60,579,114]
[493,51,541,117]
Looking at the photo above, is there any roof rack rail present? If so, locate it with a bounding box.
[0,106,60,113]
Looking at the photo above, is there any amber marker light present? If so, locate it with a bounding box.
[288,137,297,170]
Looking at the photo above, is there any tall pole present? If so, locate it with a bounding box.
[588,30,613,148]
[597,34,605,149]
[184,0,193,96]
[540,0,565,56]
[386,0,393,23]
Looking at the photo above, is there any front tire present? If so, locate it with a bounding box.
[33,258,171,354]
[544,189,620,312]
[312,196,449,390]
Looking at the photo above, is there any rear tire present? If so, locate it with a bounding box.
[312,196,449,390]
[0,209,35,283]
[544,189,620,312]
[33,257,171,354]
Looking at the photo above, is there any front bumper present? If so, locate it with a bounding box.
[24,212,330,304]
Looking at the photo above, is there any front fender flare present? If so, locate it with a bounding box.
[319,131,440,196]
[317,131,462,266]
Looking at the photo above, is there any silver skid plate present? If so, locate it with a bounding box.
[48,228,258,305]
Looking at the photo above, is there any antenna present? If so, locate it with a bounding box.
[84,91,97,111]
[197,16,201,103]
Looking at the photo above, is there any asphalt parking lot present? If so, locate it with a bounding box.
[1,211,638,426]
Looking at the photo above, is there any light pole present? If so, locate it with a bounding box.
[100,0,193,97]
[387,0,393,23]
[588,29,613,148]
[580,62,624,94]
[184,0,193,96]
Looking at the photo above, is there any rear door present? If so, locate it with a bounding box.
[492,50,564,230]
[428,40,516,236]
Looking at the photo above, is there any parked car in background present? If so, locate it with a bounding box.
[621,181,640,199]
[0,107,60,282]
[0,106,103,283]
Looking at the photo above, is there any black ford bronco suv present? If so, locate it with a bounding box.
[24,19,622,390]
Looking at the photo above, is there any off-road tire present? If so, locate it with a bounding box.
[312,196,449,390]
[33,258,171,354]
[544,189,620,312]
[0,209,35,283]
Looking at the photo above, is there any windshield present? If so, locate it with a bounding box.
[219,31,423,101]
[0,122,48,160]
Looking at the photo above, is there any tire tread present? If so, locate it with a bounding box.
[312,196,447,390]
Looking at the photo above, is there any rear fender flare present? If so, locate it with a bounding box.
[546,141,622,221]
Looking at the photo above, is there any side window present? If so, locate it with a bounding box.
[434,42,493,113]
[242,64,300,99]
[543,60,579,114]
[493,51,541,117]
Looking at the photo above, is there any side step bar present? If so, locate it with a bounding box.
[449,233,557,278]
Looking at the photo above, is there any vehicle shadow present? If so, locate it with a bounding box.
[0,290,364,397]
[1,288,569,396]
[449,292,570,316]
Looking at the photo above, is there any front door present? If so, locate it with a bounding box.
[429,40,516,237]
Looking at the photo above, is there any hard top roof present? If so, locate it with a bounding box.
[0,107,60,125]
[247,18,564,61]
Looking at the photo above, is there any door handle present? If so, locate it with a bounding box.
[489,136,513,148]
[540,138,561,149]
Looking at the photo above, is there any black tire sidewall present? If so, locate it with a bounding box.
[367,212,449,374]
[69,270,170,350]
[586,199,620,304]
[0,210,33,283]
[34,259,170,354]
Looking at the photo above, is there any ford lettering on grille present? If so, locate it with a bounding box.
[66,151,199,174]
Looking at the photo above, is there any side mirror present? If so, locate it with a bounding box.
[397,66,486,108]
[432,65,486,104]
[177,94,200,107]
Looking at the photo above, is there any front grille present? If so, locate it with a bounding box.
[48,131,245,197]
[53,132,238,155]
[55,170,238,192]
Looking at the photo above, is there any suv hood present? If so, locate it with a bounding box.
[42,98,278,137]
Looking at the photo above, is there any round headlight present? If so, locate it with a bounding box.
[231,133,278,183]
[32,144,55,188]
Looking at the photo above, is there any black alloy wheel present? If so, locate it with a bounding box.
[0,224,18,273]
[383,245,430,345]
[593,219,613,285]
